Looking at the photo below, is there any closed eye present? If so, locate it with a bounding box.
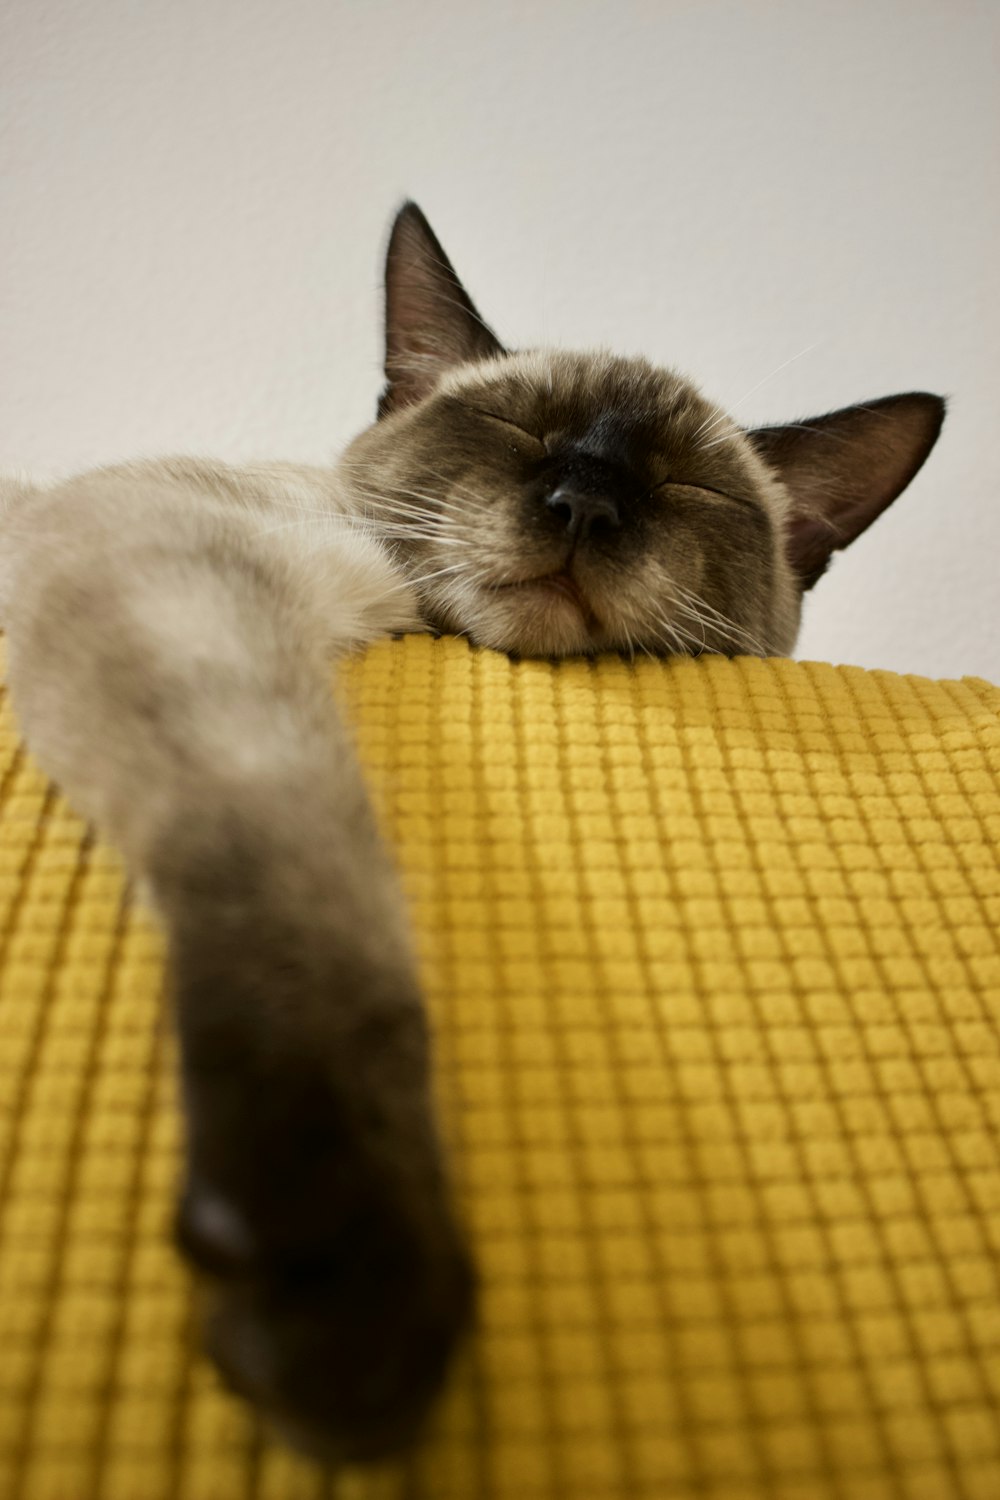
[458,404,547,450]
[653,479,758,510]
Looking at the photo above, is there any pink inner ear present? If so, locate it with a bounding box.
[748,392,945,589]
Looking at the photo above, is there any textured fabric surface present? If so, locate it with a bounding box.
[0,634,999,1500]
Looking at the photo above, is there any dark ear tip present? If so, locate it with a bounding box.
[904,391,948,453]
[921,391,947,431]
[853,390,947,459]
[904,389,947,412]
[883,389,947,429]
[928,394,947,444]
[389,200,433,245]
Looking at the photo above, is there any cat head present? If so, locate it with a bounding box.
[340,202,944,658]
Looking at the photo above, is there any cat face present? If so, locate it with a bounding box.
[347,347,797,656]
[340,204,944,659]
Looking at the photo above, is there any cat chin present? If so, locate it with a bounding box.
[454,587,608,658]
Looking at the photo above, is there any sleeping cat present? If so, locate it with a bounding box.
[0,203,944,1462]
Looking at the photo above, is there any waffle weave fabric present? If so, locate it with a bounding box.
[0,634,998,1500]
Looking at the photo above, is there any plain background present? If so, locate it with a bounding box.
[2,0,997,680]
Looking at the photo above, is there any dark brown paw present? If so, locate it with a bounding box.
[177,1167,475,1462]
[172,1007,474,1461]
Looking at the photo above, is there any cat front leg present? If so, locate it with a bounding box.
[2,468,474,1461]
[157,766,474,1462]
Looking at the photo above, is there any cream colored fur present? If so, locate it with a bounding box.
[1,460,422,871]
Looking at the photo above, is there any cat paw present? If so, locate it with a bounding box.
[176,1164,475,1462]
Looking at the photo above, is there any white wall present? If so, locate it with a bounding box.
[2,0,997,680]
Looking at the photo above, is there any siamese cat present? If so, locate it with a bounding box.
[0,203,944,1462]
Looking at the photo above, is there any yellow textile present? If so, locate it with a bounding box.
[1,634,999,1500]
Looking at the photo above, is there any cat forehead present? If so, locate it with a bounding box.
[438,348,702,417]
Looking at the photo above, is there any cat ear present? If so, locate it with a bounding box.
[379,201,506,418]
[748,393,945,589]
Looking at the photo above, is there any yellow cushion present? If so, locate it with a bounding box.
[1,635,999,1500]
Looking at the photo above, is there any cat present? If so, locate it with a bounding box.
[0,202,944,1462]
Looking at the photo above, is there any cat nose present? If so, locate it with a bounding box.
[545,484,621,541]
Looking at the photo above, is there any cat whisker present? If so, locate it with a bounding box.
[405,561,473,588]
[674,583,768,654]
[693,340,823,446]
[671,583,741,632]
[370,506,479,538]
[355,487,482,528]
[640,610,694,658]
[358,483,471,515]
[396,474,494,517]
[348,511,457,539]
[666,602,709,654]
[702,420,855,454]
[387,532,474,549]
[249,495,468,552]
[399,463,494,501]
[338,495,474,540]
[690,405,730,443]
[615,617,640,663]
[672,600,736,654]
[252,514,378,539]
[652,623,693,657]
[669,584,768,656]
